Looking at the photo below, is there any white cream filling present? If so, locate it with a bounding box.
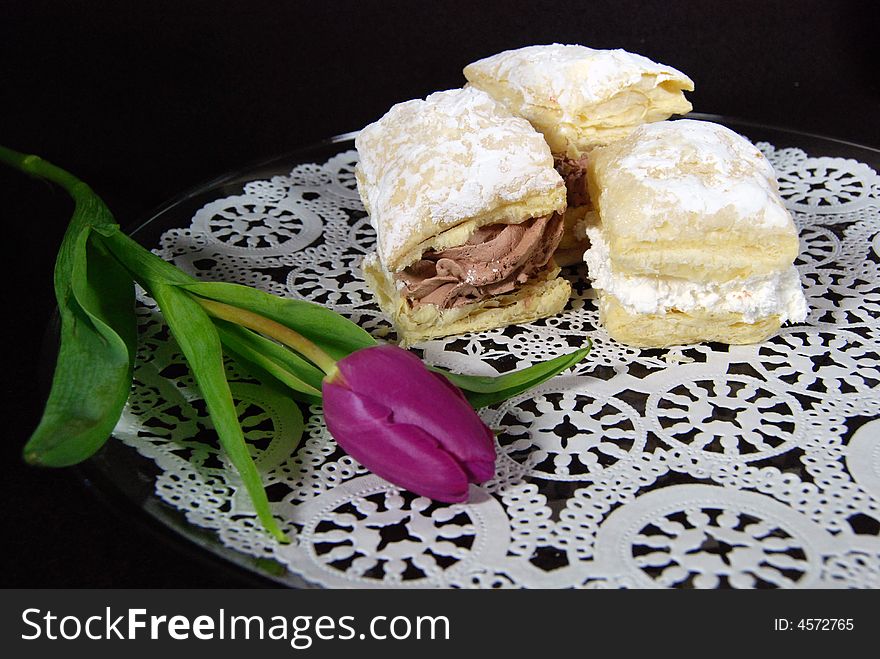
[584,228,808,324]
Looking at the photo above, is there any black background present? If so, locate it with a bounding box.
[2,0,878,588]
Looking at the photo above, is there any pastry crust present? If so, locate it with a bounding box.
[554,205,594,267]
[355,86,566,273]
[463,44,694,157]
[587,119,800,283]
[597,293,782,347]
[363,253,572,347]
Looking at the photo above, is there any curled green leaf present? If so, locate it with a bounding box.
[0,145,138,467]
[434,343,592,409]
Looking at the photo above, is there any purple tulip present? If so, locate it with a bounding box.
[321,344,496,502]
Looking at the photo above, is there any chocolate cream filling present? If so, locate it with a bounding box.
[394,213,564,310]
[554,154,591,207]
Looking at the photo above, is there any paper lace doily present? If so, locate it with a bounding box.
[112,136,880,588]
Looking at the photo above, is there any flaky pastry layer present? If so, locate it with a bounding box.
[463,44,693,158]
[597,293,782,347]
[554,205,593,267]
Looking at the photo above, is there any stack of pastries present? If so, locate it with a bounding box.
[583,119,807,346]
[354,44,807,348]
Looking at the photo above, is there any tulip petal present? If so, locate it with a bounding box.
[336,345,496,480]
[429,369,471,403]
[428,369,497,479]
[461,455,496,483]
[323,381,471,502]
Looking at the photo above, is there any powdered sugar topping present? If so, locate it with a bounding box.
[617,120,793,227]
[465,44,693,122]
[355,87,564,270]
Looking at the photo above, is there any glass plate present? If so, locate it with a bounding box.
[78,114,880,588]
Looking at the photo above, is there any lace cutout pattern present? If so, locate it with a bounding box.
[113,140,880,588]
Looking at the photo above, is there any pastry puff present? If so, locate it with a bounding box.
[584,119,808,347]
[463,44,694,157]
[355,87,571,347]
[463,44,694,266]
[588,120,800,282]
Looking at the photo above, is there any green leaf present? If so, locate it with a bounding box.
[98,227,196,291]
[6,149,137,466]
[181,281,376,360]
[215,320,323,405]
[434,343,592,409]
[150,282,288,543]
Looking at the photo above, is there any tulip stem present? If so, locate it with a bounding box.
[193,296,338,376]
